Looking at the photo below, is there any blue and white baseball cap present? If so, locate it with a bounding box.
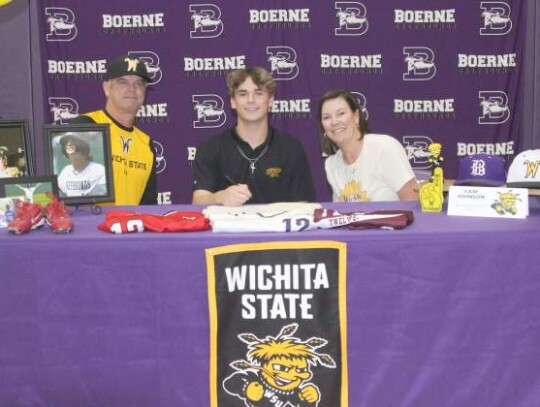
[454,154,506,187]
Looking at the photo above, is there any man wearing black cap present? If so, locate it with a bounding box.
[70,55,157,205]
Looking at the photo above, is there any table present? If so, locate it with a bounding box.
[1,200,540,407]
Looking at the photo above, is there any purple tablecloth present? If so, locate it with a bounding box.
[1,200,540,407]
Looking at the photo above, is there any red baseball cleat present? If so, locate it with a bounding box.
[44,193,73,234]
[7,201,45,234]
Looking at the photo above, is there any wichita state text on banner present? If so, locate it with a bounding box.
[206,241,347,407]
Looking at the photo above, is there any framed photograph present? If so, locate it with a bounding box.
[0,119,33,178]
[0,175,59,208]
[43,124,115,205]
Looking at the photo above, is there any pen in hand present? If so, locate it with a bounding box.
[225,175,239,185]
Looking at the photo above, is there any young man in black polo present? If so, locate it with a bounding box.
[192,67,315,206]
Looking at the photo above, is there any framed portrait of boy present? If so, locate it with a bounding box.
[0,175,59,208]
[43,124,115,205]
[0,119,33,178]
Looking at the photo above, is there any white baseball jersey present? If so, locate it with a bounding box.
[57,161,107,197]
[204,203,321,233]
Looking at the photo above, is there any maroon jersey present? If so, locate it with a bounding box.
[313,208,414,230]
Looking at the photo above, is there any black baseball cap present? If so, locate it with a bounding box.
[105,55,151,82]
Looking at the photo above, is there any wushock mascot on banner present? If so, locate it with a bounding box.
[223,323,336,407]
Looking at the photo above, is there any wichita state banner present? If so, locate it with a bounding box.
[206,241,347,407]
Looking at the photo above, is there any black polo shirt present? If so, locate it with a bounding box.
[192,127,315,203]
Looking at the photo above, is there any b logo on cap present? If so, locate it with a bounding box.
[125,58,140,73]
[470,159,487,177]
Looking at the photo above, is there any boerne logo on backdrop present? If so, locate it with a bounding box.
[403,135,435,169]
[478,91,510,124]
[127,51,162,85]
[206,241,348,407]
[184,55,246,77]
[45,7,77,42]
[394,8,456,30]
[480,2,512,36]
[457,52,516,74]
[192,94,227,128]
[403,47,436,81]
[335,2,369,36]
[271,97,311,119]
[249,7,310,29]
[152,140,166,174]
[187,146,197,167]
[320,52,382,75]
[189,3,224,39]
[267,46,299,80]
[394,98,455,119]
[49,97,79,124]
[137,102,168,123]
[102,12,165,35]
[352,91,369,121]
[47,58,106,80]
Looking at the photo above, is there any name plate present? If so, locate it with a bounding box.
[448,186,529,219]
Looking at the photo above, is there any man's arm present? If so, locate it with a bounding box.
[397,178,419,201]
[192,139,252,206]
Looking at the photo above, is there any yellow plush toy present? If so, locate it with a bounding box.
[419,143,444,212]
[0,0,13,7]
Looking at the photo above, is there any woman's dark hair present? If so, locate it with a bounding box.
[59,134,92,160]
[317,88,370,156]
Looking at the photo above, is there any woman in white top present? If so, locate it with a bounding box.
[318,88,418,202]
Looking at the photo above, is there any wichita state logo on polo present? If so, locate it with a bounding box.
[49,97,79,124]
[128,51,162,85]
[102,12,165,34]
[478,91,510,124]
[192,94,227,129]
[249,7,310,29]
[480,1,512,36]
[394,98,455,119]
[403,47,436,81]
[394,8,456,30]
[335,2,369,36]
[267,46,299,81]
[189,3,223,39]
[45,7,77,42]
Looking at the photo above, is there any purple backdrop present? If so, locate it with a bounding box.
[38,1,525,204]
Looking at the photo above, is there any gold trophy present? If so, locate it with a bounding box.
[419,143,444,212]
